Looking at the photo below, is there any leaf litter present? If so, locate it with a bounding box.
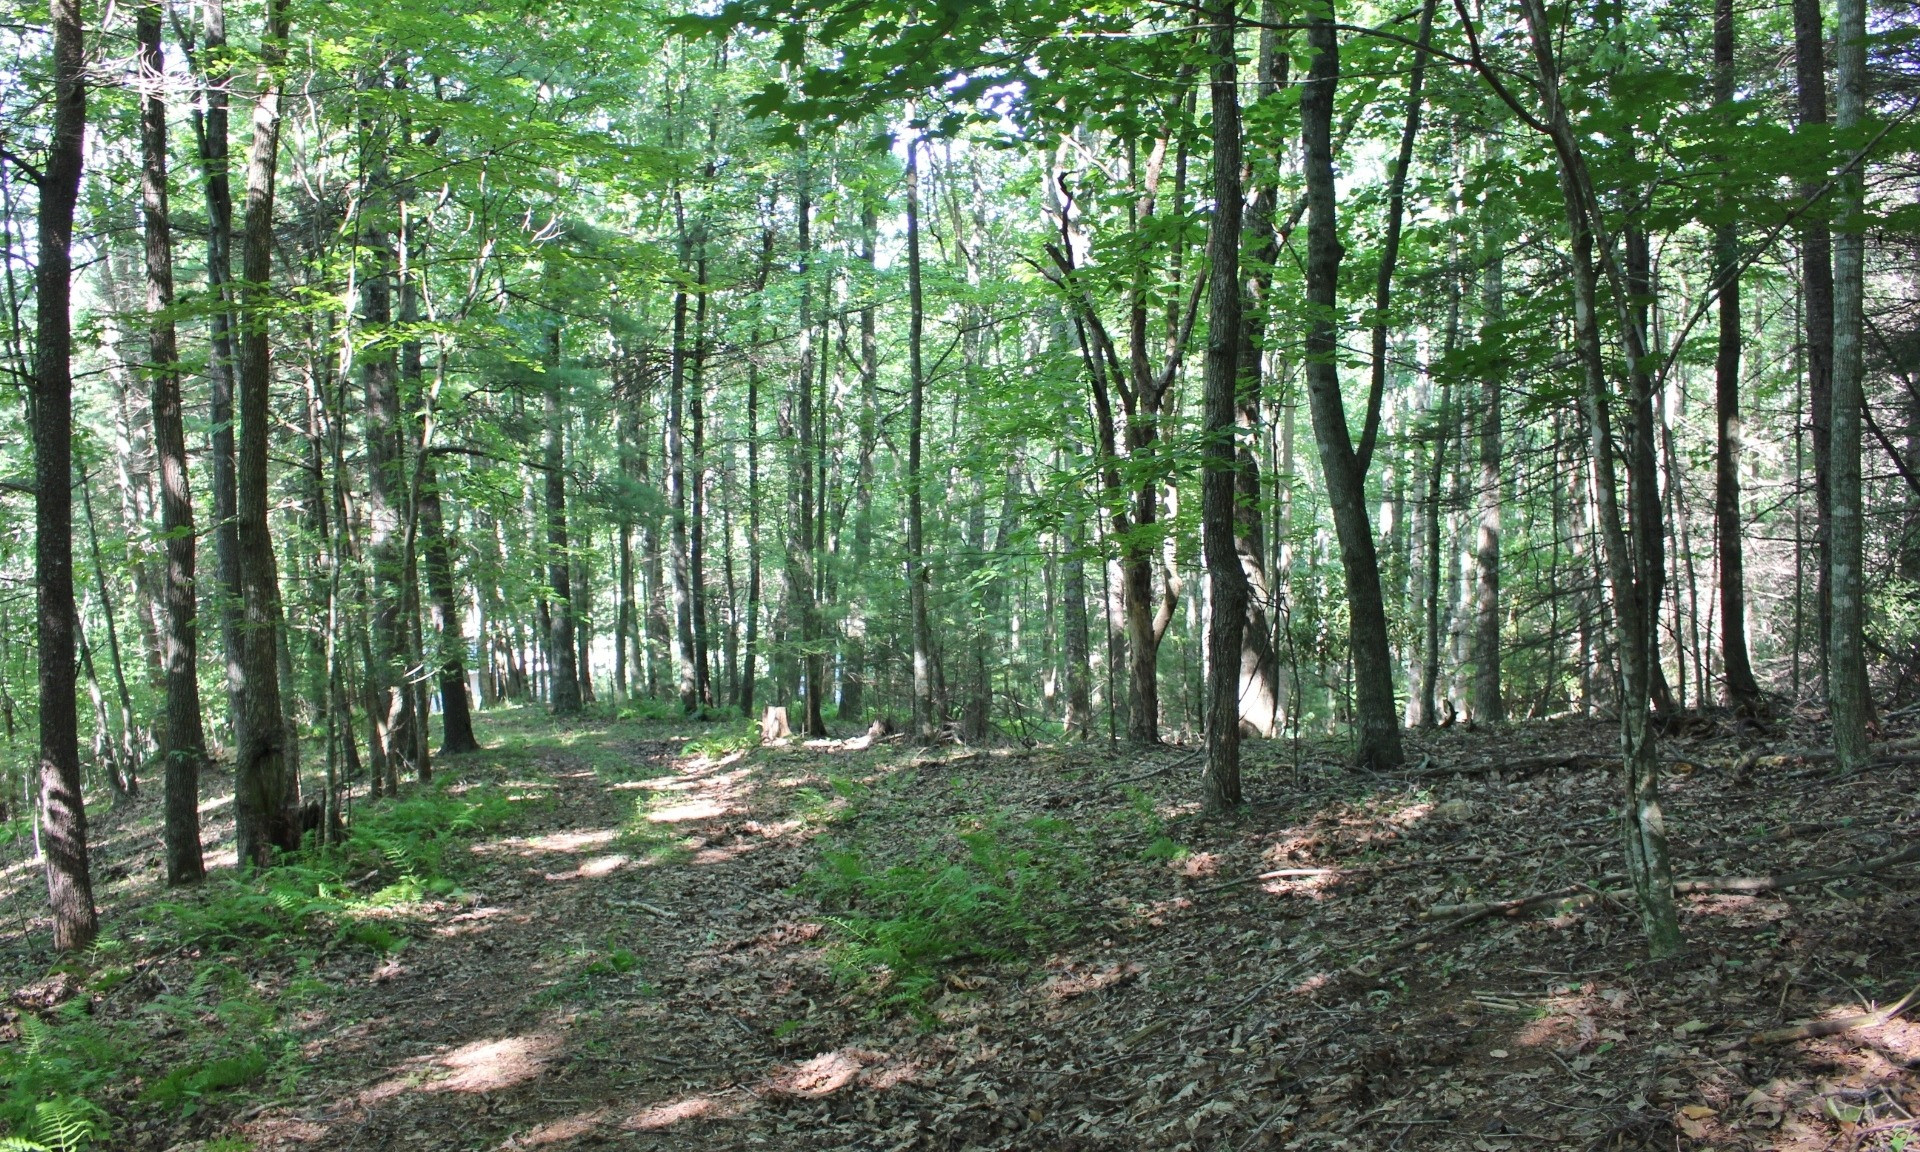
[0,706,1914,1151]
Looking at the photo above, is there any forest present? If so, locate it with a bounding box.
[0,0,1917,1146]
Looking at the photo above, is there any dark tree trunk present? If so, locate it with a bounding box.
[690,242,713,708]
[1202,0,1250,811]
[139,1,207,883]
[793,153,827,738]
[666,235,698,714]
[1061,502,1094,738]
[907,134,935,741]
[741,339,762,716]
[34,0,98,950]
[232,0,299,867]
[183,0,245,744]
[1301,6,1403,769]
[420,453,478,752]
[357,122,418,784]
[1714,0,1761,710]
[543,324,582,715]
[1793,0,1835,691]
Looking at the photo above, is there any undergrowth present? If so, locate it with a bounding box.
[806,812,1088,1014]
[0,778,525,1149]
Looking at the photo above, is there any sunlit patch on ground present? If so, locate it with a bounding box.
[360,1033,562,1102]
[1683,891,1794,925]
[622,1091,743,1130]
[502,1108,608,1147]
[474,828,620,857]
[545,854,628,880]
[762,1047,901,1097]
[647,798,730,823]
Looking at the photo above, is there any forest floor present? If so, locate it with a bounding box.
[0,704,1917,1152]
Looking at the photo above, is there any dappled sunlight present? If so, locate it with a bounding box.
[621,1091,742,1130]
[544,853,628,880]
[502,1108,608,1147]
[647,798,730,823]
[1682,891,1794,926]
[360,1033,562,1103]
[762,1047,897,1097]
[473,828,620,858]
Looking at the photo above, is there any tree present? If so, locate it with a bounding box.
[1300,3,1403,770]
[29,0,99,950]
[1201,0,1248,811]
[139,0,208,884]
[1828,0,1870,769]
[233,0,301,867]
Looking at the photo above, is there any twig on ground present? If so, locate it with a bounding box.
[1743,980,1920,1046]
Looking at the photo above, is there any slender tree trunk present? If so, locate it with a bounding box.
[907,134,936,741]
[1794,0,1835,691]
[1714,0,1761,711]
[792,151,827,738]
[741,336,762,715]
[1829,0,1870,769]
[1473,214,1505,724]
[141,1,207,884]
[543,323,583,715]
[1519,0,1679,956]
[1301,6,1403,769]
[1419,380,1450,726]
[1062,499,1094,738]
[690,241,713,707]
[183,0,245,746]
[233,0,300,868]
[34,0,98,950]
[420,453,478,752]
[1203,0,1249,810]
[666,229,698,713]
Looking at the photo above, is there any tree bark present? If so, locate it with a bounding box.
[1516,0,1680,956]
[1203,0,1250,811]
[666,226,698,713]
[1829,0,1870,770]
[33,0,98,950]
[233,0,300,868]
[1713,0,1761,711]
[142,2,210,876]
[543,323,583,715]
[419,453,478,753]
[358,109,419,784]
[1793,0,1835,692]
[1472,209,1505,724]
[1301,6,1404,770]
[182,0,245,745]
[907,133,936,742]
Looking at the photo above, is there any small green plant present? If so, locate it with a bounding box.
[684,720,758,759]
[1142,836,1188,862]
[0,1007,119,1151]
[806,813,1087,1012]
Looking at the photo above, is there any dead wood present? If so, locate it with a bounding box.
[1743,981,1920,1046]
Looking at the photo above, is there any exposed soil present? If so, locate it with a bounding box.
[2,706,1917,1151]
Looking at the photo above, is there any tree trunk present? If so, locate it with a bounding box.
[144,0,207,882]
[1062,502,1094,738]
[1202,0,1250,811]
[182,0,245,748]
[543,323,583,715]
[1829,0,1870,770]
[1301,6,1403,770]
[34,0,98,950]
[358,117,420,782]
[420,453,478,753]
[1472,210,1505,724]
[1518,0,1679,957]
[690,239,714,708]
[907,134,936,741]
[741,335,762,715]
[1793,0,1835,692]
[233,0,300,868]
[1713,0,1761,711]
[792,151,827,738]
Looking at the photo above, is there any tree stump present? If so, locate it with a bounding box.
[760,706,791,744]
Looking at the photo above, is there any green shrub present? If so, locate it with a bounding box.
[684,720,758,759]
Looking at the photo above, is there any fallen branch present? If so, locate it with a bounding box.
[1745,981,1920,1046]
[1673,839,1920,894]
